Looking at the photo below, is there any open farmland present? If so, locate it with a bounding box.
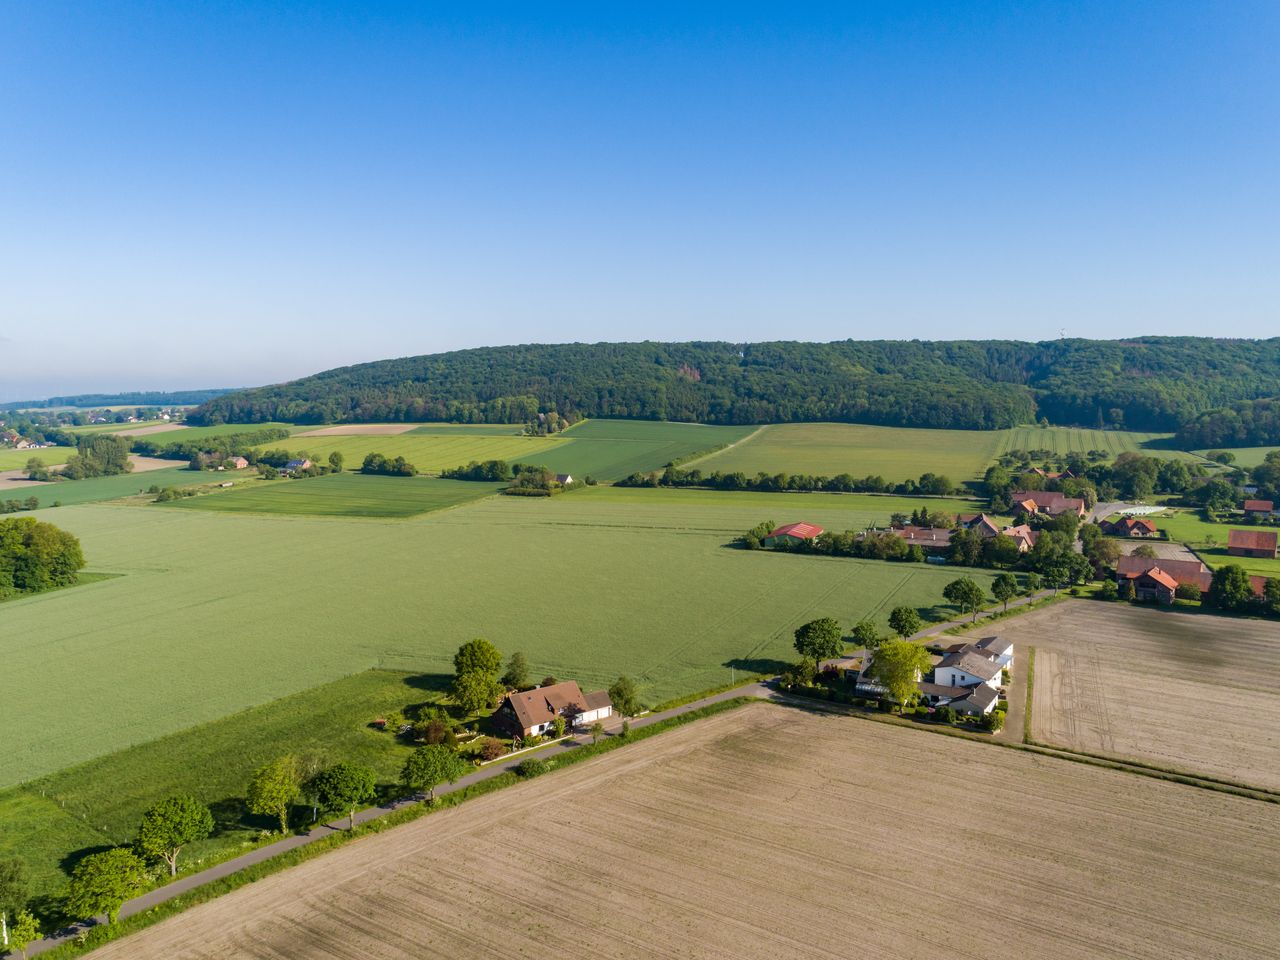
[688,422,1003,481]
[1,486,997,786]
[1192,446,1280,468]
[1001,602,1280,790]
[0,445,74,470]
[1155,507,1280,579]
[5,465,194,508]
[89,703,1280,960]
[255,432,567,475]
[167,473,504,518]
[995,425,1206,462]
[0,670,441,902]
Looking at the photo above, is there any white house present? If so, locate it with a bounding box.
[972,636,1014,671]
[495,680,613,738]
[934,649,1002,690]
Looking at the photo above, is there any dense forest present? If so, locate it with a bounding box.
[1175,397,1280,448]
[2,389,235,410]
[190,338,1280,433]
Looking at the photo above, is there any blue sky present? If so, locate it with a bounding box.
[1,2,1276,400]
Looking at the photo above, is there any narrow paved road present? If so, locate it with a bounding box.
[25,681,771,958]
[908,589,1054,642]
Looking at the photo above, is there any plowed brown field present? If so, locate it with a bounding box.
[89,703,1280,960]
[1001,602,1280,790]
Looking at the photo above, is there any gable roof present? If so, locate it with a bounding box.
[1010,491,1085,515]
[768,522,824,540]
[1229,529,1278,552]
[1243,499,1274,512]
[951,684,999,711]
[1116,555,1211,590]
[1143,567,1179,591]
[973,636,1012,657]
[504,681,588,731]
[935,649,1001,681]
[895,525,953,544]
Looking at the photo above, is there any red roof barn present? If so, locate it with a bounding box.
[763,522,824,547]
[1228,529,1278,559]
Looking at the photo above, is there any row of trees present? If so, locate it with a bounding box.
[360,452,417,476]
[620,465,956,496]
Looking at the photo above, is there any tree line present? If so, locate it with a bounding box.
[619,465,956,496]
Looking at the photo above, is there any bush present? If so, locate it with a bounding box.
[517,758,550,778]
[479,737,505,762]
[935,706,958,724]
[982,710,1006,732]
[1098,580,1119,601]
[1175,582,1202,602]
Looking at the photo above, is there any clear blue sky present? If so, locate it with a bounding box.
[1,1,1276,400]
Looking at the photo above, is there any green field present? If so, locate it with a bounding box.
[2,486,1000,788]
[1192,447,1280,469]
[167,473,505,518]
[2,467,194,508]
[256,433,568,475]
[0,445,74,470]
[407,423,526,436]
[689,423,1005,482]
[1150,507,1280,579]
[0,669,442,901]
[994,425,1207,462]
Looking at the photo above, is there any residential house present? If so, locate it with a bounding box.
[918,637,1011,716]
[555,473,573,485]
[1228,529,1278,559]
[283,458,312,473]
[1243,499,1276,519]
[1101,516,1159,538]
[227,456,250,470]
[762,522,824,548]
[1010,490,1087,518]
[13,438,31,450]
[1115,555,1211,602]
[934,648,1002,690]
[494,680,613,738]
[958,513,1002,538]
[1001,523,1038,553]
[891,525,953,552]
[818,651,872,683]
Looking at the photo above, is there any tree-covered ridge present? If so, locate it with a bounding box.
[1175,397,1280,448]
[190,338,1280,433]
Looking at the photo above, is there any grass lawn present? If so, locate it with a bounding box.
[165,473,505,518]
[4,467,195,509]
[0,670,446,905]
[687,422,1005,482]
[1152,507,1280,579]
[1192,446,1280,468]
[3,486,999,788]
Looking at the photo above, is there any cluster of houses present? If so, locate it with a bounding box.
[493,680,614,739]
[0,433,54,451]
[821,636,1014,716]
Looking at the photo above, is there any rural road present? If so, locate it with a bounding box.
[908,589,1055,642]
[23,681,772,957]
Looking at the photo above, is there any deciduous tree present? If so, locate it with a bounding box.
[887,605,921,639]
[0,856,30,951]
[943,577,986,621]
[135,795,214,877]
[991,573,1019,611]
[247,755,302,834]
[400,745,469,801]
[867,640,933,710]
[450,670,504,715]
[313,762,377,831]
[792,618,843,663]
[501,651,529,690]
[1208,564,1254,611]
[608,676,641,718]
[8,909,38,960]
[453,638,503,678]
[66,848,147,924]
[849,619,882,649]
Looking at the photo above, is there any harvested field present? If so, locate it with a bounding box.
[127,454,185,472]
[89,703,1280,960]
[0,468,47,489]
[1002,602,1280,789]
[293,423,419,437]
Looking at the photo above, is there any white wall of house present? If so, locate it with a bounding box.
[934,666,999,689]
[576,705,613,725]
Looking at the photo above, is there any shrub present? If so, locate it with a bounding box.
[479,737,505,762]
[517,758,550,778]
[982,710,1006,733]
[1175,582,1202,602]
[1098,580,1119,601]
[936,706,958,724]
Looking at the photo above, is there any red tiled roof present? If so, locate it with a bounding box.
[1116,555,1212,591]
[1228,529,1278,552]
[1244,500,1274,513]
[768,522,824,540]
[1145,567,1179,591]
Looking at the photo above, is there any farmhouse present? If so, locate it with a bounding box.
[283,458,312,473]
[958,513,1002,538]
[227,456,250,469]
[1001,523,1038,553]
[555,473,573,484]
[1228,529,1278,559]
[889,525,953,552]
[1010,491,1087,518]
[1101,516,1159,538]
[1243,499,1275,518]
[495,680,613,738]
[1115,555,1211,602]
[934,648,1002,690]
[762,522,824,548]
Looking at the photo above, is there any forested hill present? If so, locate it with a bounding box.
[1176,397,1280,448]
[190,338,1280,433]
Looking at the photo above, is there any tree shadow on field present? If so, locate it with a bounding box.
[400,673,451,694]
[59,843,117,877]
[207,796,273,835]
[723,657,791,675]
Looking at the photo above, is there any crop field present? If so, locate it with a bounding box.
[91,704,1280,960]
[0,670,442,902]
[1,486,999,786]
[0,445,74,470]
[1001,602,1280,790]
[408,423,527,436]
[256,432,567,475]
[688,422,1004,481]
[5,466,194,508]
[167,474,505,518]
[1153,507,1280,578]
[994,425,1206,462]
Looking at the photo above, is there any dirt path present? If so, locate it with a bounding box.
[82,702,1280,960]
[675,424,767,469]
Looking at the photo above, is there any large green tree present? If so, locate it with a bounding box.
[501,651,530,690]
[849,619,882,650]
[0,856,30,951]
[401,745,470,801]
[608,676,641,718]
[453,638,503,678]
[1208,564,1254,611]
[887,605,922,639]
[313,762,377,831]
[792,618,843,663]
[8,909,38,959]
[867,640,934,709]
[991,573,1019,611]
[943,577,986,621]
[135,795,214,876]
[0,517,85,596]
[247,755,302,834]
[66,848,148,924]
[451,670,505,715]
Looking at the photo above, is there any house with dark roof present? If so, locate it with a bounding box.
[934,648,1002,690]
[958,513,1002,538]
[762,522,824,548]
[494,681,613,738]
[283,458,312,473]
[889,525,954,552]
[1010,491,1087,519]
[1228,529,1278,559]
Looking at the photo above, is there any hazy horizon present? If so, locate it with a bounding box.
[3,2,1276,401]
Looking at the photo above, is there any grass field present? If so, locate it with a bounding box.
[1193,446,1280,468]
[0,669,442,902]
[166,474,505,518]
[0,445,74,470]
[3,466,194,509]
[995,425,1209,463]
[688,422,1005,482]
[2,486,999,787]
[91,704,1280,960]
[259,419,751,482]
[1005,602,1280,790]
[1153,507,1280,578]
[407,423,527,436]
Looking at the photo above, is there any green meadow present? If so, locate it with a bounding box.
[167,473,504,518]
[994,425,1208,462]
[0,446,74,471]
[1150,507,1280,579]
[2,486,1000,788]
[1,670,443,902]
[1193,446,1280,468]
[2,466,194,508]
[255,432,567,475]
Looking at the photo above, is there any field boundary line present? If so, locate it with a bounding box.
[674,425,767,470]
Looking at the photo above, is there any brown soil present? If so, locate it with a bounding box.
[1002,601,1280,790]
[126,455,185,472]
[293,424,418,437]
[88,703,1280,959]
